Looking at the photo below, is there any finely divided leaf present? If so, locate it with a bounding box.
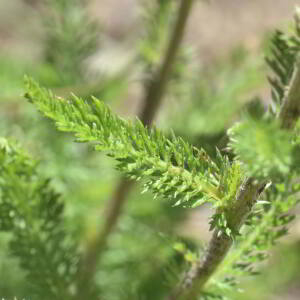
[24,77,222,207]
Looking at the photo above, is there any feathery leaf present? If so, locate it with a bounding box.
[24,77,222,207]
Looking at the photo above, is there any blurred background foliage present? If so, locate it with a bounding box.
[0,0,299,299]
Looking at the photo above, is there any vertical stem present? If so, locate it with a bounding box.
[140,0,195,126]
[166,40,300,300]
[76,179,133,298]
[75,0,195,297]
[279,58,300,129]
[166,178,264,300]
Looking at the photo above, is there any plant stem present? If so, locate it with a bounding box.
[75,0,195,297]
[166,178,265,300]
[139,0,195,126]
[279,58,300,129]
[166,51,300,300]
[75,178,133,298]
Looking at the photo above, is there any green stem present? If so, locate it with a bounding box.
[166,41,300,300]
[139,0,195,126]
[165,178,264,300]
[210,203,275,283]
[279,58,300,129]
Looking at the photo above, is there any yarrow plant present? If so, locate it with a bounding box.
[0,1,300,300]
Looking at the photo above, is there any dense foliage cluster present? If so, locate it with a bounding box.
[0,1,300,300]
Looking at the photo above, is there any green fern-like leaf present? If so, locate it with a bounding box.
[42,0,99,85]
[0,138,79,299]
[24,77,223,207]
[267,13,300,112]
[228,118,292,178]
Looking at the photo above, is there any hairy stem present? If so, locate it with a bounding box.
[75,0,195,297]
[166,48,300,300]
[279,58,300,129]
[166,178,264,300]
